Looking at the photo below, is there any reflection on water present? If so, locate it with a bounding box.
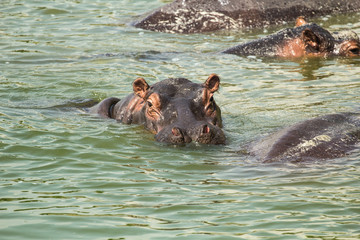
[296,58,329,81]
[0,0,360,239]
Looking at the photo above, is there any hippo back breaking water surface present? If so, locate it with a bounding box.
[250,112,360,162]
[133,0,360,34]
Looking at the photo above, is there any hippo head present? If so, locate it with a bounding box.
[333,30,360,57]
[132,74,225,144]
[294,17,360,57]
[299,26,335,55]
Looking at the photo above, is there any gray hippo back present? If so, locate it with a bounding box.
[133,0,360,34]
[251,113,360,162]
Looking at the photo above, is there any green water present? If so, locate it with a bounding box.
[1,1,360,239]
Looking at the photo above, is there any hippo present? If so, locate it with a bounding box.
[133,0,360,34]
[223,17,360,58]
[250,112,360,162]
[90,74,225,144]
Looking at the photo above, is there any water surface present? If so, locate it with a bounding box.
[1,1,360,239]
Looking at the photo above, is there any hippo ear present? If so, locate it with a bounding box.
[295,16,307,27]
[205,74,220,93]
[133,77,149,99]
[301,29,321,51]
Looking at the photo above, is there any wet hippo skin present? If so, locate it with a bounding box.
[133,0,360,34]
[223,17,360,58]
[250,113,360,162]
[90,74,225,145]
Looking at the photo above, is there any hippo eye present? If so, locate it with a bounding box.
[205,95,216,114]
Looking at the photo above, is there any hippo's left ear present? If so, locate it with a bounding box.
[133,77,150,99]
[205,74,220,93]
[301,29,321,51]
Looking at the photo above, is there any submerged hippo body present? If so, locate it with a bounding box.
[133,0,360,34]
[251,113,360,162]
[223,17,360,58]
[90,74,225,144]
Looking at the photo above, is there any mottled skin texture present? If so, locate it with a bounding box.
[90,74,225,145]
[223,17,360,58]
[133,0,360,34]
[251,113,360,162]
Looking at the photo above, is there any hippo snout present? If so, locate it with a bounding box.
[189,124,226,145]
[155,123,226,145]
[169,127,192,144]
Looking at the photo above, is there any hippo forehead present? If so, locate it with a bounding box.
[148,78,204,101]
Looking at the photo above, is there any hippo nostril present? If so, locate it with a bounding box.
[202,125,210,134]
[172,127,182,136]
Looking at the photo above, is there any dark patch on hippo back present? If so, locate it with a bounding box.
[251,113,360,163]
[133,0,360,33]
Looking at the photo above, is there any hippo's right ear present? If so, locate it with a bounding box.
[301,29,321,51]
[205,74,220,93]
[133,77,150,99]
[295,16,307,27]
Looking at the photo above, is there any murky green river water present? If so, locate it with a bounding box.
[1,1,360,239]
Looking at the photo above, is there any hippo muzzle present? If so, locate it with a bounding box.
[155,121,226,145]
